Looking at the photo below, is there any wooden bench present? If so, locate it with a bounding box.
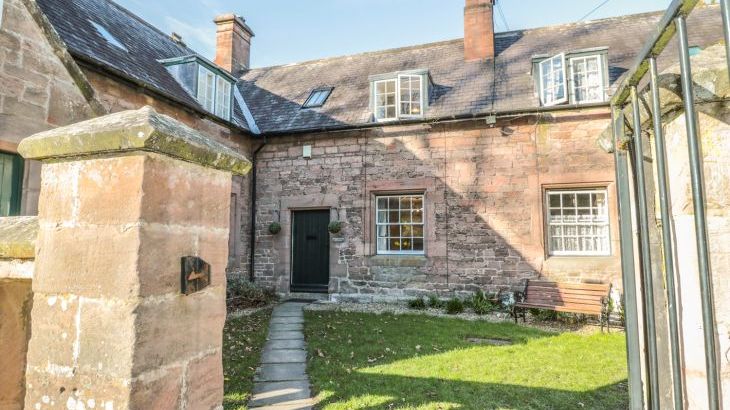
[512,280,612,331]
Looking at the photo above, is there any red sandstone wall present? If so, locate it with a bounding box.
[253,109,621,299]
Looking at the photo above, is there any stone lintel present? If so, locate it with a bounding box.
[18,106,252,176]
[0,216,38,260]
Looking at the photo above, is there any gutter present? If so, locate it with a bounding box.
[260,101,611,136]
[248,140,267,282]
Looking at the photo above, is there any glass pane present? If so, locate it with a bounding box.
[389,225,400,237]
[377,197,388,210]
[577,193,590,207]
[549,195,561,207]
[400,211,412,223]
[401,238,412,250]
[377,238,387,251]
[401,103,410,114]
[564,237,578,251]
[412,225,423,238]
[565,225,578,236]
[388,197,399,209]
[412,197,423,209]
[551,237,563,252]
[399,197,412,209]
[377,225,388,237]
[377,211,388,224]
[411,102,421,115]
[412,209,423,223]
[563,194,576,207]
[377,107,386,119]
[401,224,412,237]
[387,107,396,118]
[389,238,401,251]
[549,208,562,222]
[587,57,599,71]
[563,209,576,222]
[386,80,395,93]
[389,210,399,223]
[413,238,424,251]
[549,225,562,237]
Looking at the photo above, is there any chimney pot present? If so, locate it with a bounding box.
[464,0,495,61]
[214,13,254,76]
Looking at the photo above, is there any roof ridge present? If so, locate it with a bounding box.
[103,0,197,55]
[248,38,464,71]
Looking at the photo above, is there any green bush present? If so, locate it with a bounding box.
[471,290,496,315]
[408,297,427,310]
[226,276,278,311]
[445,298,465,314]
[427,295,444,309]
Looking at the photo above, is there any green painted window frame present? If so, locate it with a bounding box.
[0,151,24,217]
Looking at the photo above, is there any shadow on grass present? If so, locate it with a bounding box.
[314,373,628,410]
[304,311,628,410]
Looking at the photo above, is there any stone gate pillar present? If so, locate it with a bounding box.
[17,107,251,410]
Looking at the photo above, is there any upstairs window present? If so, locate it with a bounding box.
[374,79,397,120]
[195,65,232,120]
[570,55,604,104]
[0,151,23,217]
[537,51,607,106]
[303,88,333,108]
[399,75,423,117]
[372,70,429,121]
[539,53,567,106]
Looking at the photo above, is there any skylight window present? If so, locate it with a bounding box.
[89,21,127,51]
[303,88,333,108]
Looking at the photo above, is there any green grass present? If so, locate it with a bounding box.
[304,311,628,410]
[223,308,272,410]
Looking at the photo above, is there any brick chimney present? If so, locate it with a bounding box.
[214,14,254,76]
[464,0,495,61]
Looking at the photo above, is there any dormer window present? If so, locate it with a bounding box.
[536,49,608,107]
[303,87,333,108]
[160,56,235,121]
[371,70,429,121]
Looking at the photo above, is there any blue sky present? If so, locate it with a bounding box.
[116,0,673,68]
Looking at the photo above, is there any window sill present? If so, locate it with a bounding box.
[543,255,617,270]
[367,255,428,267]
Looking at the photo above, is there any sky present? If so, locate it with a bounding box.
[115,0,675,68]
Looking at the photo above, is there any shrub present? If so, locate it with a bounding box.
[445,298,465,315]
[471,290,496,315]
[408,297,427,310]
[226,276,278,311]
[427,295,444,309]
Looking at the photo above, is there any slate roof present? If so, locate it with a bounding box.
[34,0,723,136]
[35,0,252,131]
[239,5,722,134]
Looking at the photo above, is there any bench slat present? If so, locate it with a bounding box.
[516,303,603,315]
[525,292,606,303]
[527,287,609,297]
[528,281,610,291]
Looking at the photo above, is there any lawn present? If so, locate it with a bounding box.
[223,307,273,410]
[303,311,628,410]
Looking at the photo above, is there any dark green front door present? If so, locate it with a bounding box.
[291,210,330,293]
[0,151,23,217]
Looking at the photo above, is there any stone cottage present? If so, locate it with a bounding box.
[0,0,723,300]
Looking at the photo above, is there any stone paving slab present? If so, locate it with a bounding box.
[254,363,308,382]
[271,311,304,318]
[261,349,306,364]
[269,323,304,332]
[250,380,312,407]
[270,315,304,322]
[249,400,313,410]
[268,331,304,340]
[265,339,306,350]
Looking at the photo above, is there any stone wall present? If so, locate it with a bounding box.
[254,109,621,300]
[0,216,38,410]
[0,0,97,215]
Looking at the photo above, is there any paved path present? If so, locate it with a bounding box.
[249,302,315,410]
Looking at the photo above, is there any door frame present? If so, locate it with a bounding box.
[289,207,332,293]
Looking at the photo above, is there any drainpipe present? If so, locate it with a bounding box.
[249,140,267,282]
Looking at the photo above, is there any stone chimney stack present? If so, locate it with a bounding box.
[464,0,495,61]
[214,14,254,76]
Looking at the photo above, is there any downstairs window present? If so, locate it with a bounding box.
[376,194,424,255]
[545,189,610,256]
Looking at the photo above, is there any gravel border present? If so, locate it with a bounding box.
[304,301,615,335]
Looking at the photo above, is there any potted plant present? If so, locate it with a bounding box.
[268,222,281,235]
[328,220,342,234]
